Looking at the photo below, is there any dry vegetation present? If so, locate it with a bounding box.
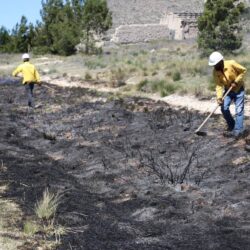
[1,40,247,99]
[0,40,249,103]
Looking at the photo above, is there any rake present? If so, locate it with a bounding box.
[195,86,233,136]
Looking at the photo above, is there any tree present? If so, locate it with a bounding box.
[37,0,83,55]
[39,0,64,52]
[198,0,245,55]
[9,16,39,53]
[82,0,112,54]
[27,23,36,52]
[72,0,84,23]
[12,16,30,52]
[0,26,11,52]
[0,0,112,56]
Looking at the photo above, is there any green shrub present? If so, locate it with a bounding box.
[149,79,178,96]
[151,79,166,92]
[160,84,178,97]
[33,46,50,55]
[140,50,147,55]
[136,79,148,91]
[110,68,126,87]
[208,76,216,91]
[129,67,137,73]
[85,72,92,80]
[85,60,106,69]
[172,71,181,81]
[24,221,40,236]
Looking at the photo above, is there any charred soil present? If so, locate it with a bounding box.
[1,80,250,249]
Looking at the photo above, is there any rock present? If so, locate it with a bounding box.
[75,43,86,53]
[95,41,104,49]
[232,156,250,165]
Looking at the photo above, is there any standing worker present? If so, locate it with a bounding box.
[208,51,247,139]
[12,53,41,108]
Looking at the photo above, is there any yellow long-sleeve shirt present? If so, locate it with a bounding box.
[12,62,40,84]
[213,60,247,99]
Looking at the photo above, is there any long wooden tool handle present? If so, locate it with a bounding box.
[195,86,233,133]
[42,84,55,91]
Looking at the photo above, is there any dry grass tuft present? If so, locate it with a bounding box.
[23,221,40,236]
[35,188,61,221]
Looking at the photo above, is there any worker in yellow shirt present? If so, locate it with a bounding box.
[208,51,247,138]
[12,53,41,107]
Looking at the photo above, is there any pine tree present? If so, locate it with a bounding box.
[12,16,30,53]
[37,0,83,55]
[0,26,11,52]
[27,23,36,52]
[82,0,112,54]
[198,0,245,55]
[0,0,112,56]
[40,0,64,50]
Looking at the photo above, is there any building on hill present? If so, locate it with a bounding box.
[107,0,204,43]
[160,12,202,40]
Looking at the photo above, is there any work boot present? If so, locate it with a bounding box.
[236,130,249,139]
[223,131,235,138]
[223,126,234,132]
[224,130,248,140]
[245,137,250,152]
[245,137,250,145]
[245,144,250,152]
[28,102,33,108]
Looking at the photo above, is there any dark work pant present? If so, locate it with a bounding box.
[25,83,34,107]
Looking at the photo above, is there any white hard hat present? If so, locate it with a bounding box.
[208,51,223,66]
[22,53,30,60]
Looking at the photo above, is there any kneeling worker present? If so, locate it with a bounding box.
[208,51,247,138]
[12,53,41,107]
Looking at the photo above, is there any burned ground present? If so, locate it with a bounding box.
[1,80,250,249]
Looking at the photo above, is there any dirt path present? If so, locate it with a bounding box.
[43,75,250,117]
[162,94,250,116]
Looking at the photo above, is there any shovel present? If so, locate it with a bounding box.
[195,86,233,136]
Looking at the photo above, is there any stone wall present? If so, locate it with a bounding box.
[111,24,173,44]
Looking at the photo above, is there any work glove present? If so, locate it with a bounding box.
[217,98,223,105]
[231,82,237,90]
